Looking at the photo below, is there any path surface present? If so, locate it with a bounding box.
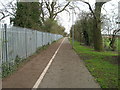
[3,39,63,88]
[3,38,100,88]
[38,38,100,88]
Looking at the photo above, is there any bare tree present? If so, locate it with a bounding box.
[39,0,70,23]
[0,0,71,26]
[0,0,16,21]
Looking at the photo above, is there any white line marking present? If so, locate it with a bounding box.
[32,38,65,89]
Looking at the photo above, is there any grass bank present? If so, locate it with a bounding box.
[70,39,119,88]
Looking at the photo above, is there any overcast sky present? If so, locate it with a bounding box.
[0,0,120,33]
[58,0,120,33]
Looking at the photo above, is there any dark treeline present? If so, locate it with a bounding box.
[70,12,94,47]
[70,10,119,51]
[11,2,41,30]
[70,1,111,52]
[11,1,68,36]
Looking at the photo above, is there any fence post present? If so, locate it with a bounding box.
[36,30,37,51]
[1,25,3,64]
[25,28,27,58]
[4,24,8,62]
[4,24,11,71]
[42,32,43,46]
[0,24,3,73]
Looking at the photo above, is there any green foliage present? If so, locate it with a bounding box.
[103,37,119,51]
[72,2,106,51]
[15,55,22,67]
[1,56,22,78]
[11,1,66,35]
[42,18,65,35]
[70,12,94,46]
[118,38,120,51]
[12,1,42,30]
[70,39,119,88]
[1,62,10,78]
[42,19,56,32]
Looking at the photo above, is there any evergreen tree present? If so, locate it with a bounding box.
[12,1,41,30]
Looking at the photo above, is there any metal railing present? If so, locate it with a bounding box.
[0,24,62,68]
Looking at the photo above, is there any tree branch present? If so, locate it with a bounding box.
[54,2,70,16]
[0,0,16,21]
[82,1,97,20]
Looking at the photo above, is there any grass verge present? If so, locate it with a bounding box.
[69,39,119,88]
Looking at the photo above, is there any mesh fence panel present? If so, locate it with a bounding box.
[0,25,63,67]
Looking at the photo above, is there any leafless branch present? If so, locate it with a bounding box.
[0,0,16,21]
[54,2,70,16]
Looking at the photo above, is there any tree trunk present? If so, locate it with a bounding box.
[109,29,120,51]
[93,2,105,51]
[109,35,116,51]
[83,30,90,46]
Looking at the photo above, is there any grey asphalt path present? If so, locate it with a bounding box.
[38,38,100,88]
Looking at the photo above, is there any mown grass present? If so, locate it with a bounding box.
[70,39,119,88]
[103,37,119,51]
